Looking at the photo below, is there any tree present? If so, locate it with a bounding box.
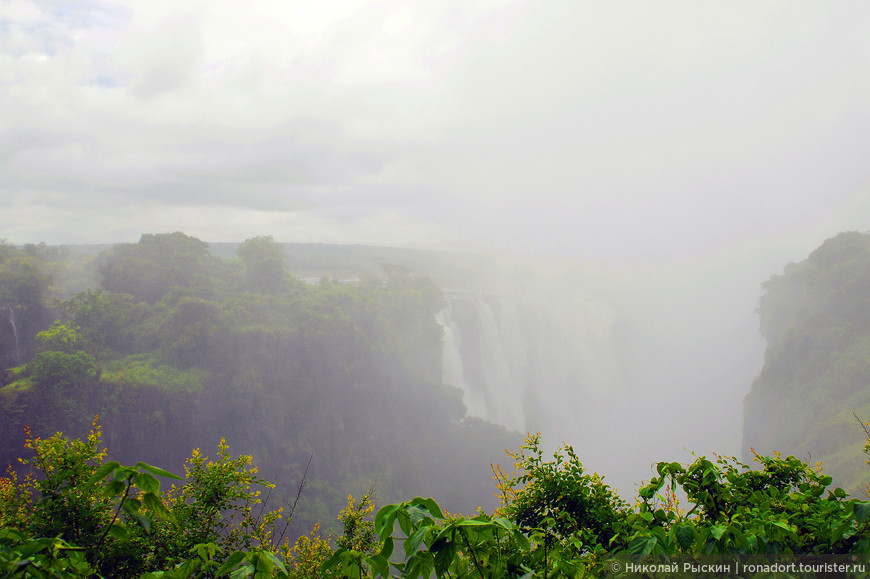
[0,252,52,365]
[236,236,287,293]
[57,289,135,355]
[629,451,870,556]
[99,233,216,303]
[159,297,225,368]
[494,433,629,552]
[35,321,84,354]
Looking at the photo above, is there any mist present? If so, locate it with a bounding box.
[411,238,811,494]
[3,0,870,500]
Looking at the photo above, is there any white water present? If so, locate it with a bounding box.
[432,255,767,494]
[436,287,623,446]
[4,307,21,365]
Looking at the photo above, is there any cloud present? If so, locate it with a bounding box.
[1,0,869,261]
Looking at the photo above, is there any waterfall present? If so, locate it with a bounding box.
[3,307,21,366]
[436,288,622,439]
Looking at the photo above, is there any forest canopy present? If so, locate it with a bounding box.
[0,232,517,541]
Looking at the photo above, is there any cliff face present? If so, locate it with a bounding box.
[744,231,870,492]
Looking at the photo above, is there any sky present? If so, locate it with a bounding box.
[2,0,870,264]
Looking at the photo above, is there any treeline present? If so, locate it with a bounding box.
[744,231,870,492]
[0,232,519,536]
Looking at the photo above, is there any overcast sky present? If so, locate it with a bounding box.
[2,0,869,262]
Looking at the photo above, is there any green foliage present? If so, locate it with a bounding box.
[35,322,83,354]
[746,231,870,490]
[155,438,285,565]
[31,351,100,389]
[8,231,870,577]
[0,255,51,311]
[236,236,288,294]
[57,289,135,355]
[0,246,54,367]
[286,525,340,579]
[0,528,94,578]
[14,421,111,547]
[101,357,207,393]
[99,232,218,303]
[2,232,515,537]
[496,432,629,551]
[318,435,870,579]
[6,425,870,578]
[334,493,379,555]
[159,297,225,368]
[2,420,305,578]
[84,459,180,573]
[323,493,589,578]
[629,451,870,556]
[3,421,175,576]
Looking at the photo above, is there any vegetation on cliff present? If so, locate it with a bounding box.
[744,231,870,492]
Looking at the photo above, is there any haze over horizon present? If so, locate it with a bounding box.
[4,2,870,491]
[2,1,869,267]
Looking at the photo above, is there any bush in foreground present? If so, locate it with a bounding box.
[3,423,870,577]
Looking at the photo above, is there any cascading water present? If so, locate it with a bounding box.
[432,253,771,498]
[3,306,21,366]
[436,287,623,444]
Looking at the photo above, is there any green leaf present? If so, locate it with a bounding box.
[433,541,458,575]
[404,527,428,558]
[114,466,138,480]
[830,520,851,545]
[377,536,394,560]
[18,537,52,557]
[107,524,129,540]
[511,528,531,551]
[86,461,120,486]
[136,461,182,480]
[854,502,870,525]
[405,505,433,529]
[771,520,797,537]
[456,519,493,527]
[192,542,220,561]
[101,479,128,497]
[729,525,749,550]
[369,554,391,578]
[251,551,275,578]
[674,523,695,550]
[258,550,287,575]
[398,511,414,536]
[229,566,253,579]
[490,516,515,530]
[122,497,142,515]
[406,551,435,579]
[709,525,726,540]
[411,496,444,519]
[143,492,175,522]
[628,535,658,557]
[133,512,152,535]
[217,551,248,576]
[374,504,403,540]
[134,472,160,494]
[319,548,346,574]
